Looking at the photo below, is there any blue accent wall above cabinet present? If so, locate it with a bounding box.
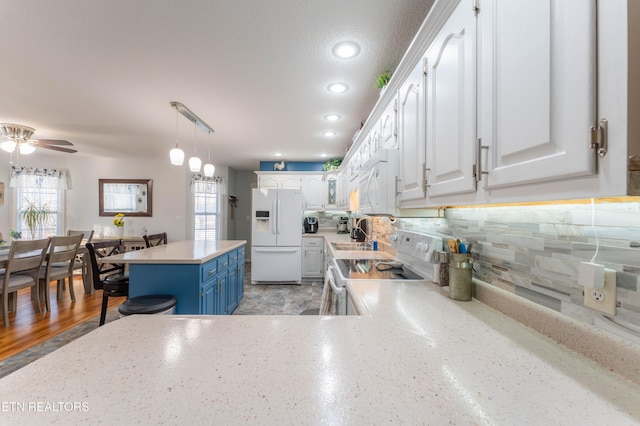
[259,161,324,172]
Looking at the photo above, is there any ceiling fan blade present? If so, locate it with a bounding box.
[38,144,77,154]
[33,139,74,146]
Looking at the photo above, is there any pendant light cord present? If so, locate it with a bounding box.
[193,122,197,154]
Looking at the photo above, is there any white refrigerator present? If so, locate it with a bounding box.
[251,188,304,284]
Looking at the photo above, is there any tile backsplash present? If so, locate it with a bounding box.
[370,200,640,345]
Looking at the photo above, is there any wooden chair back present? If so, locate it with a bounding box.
[1,238,51,326]
[5,238,51,276]
[67,229,94,243]
[143,232,168,248]
[85,240,125,291]
[46,234,83,274]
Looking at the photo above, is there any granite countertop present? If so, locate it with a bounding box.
[1,278,640,423]
[103,240,246,265]
[2,234,639,423]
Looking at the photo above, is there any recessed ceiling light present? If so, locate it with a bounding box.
[274,152,282,157]
[327,82,349,93]
[322,131,336,137]
[319,153,328,158]
[332,41,361,59]
[324,114,341,121]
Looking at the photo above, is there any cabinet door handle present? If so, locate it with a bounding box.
[476,138,489,182]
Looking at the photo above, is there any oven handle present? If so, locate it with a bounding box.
[326,265,344,296]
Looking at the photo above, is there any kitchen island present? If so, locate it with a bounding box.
[1,275,639,424]
[103,240,246,315]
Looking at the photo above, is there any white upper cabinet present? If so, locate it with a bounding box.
[257,174,302,190]
[257,174,281,189]
[324,173,338,210]
[397,58,427,204]
[380,97,397,149]
[479,0,597,189]
[424,0,477,199]
[301,174,324,210]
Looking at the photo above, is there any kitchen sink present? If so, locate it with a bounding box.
[331,242,372,251]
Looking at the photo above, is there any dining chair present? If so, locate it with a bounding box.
[40,234,83,311]
[86,240,129,326]
[0,238,51,327]
[66,230,94,292]
[143,232,167,248]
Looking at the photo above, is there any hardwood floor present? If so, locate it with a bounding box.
[0,276,121,362]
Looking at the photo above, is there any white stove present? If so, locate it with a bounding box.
[324,230,443,315]
[390,230,444,282]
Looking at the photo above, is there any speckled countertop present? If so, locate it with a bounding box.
[103,240,247,264]
[1,285,640,423]
[1,234,639,424]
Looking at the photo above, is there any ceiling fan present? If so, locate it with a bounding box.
[0,123,77,154]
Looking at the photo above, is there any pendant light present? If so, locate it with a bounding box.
[203,130,215,177]
[169,106,185,165]
[188,121,202,172]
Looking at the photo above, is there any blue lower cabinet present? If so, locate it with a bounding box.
[238,260,245,301]
[200,280,217,315]
[129,245,245,315]
[215,273,228,315]
[228,263,239,313]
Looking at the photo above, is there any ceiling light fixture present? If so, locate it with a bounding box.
[322,131,336,137]
[19,143,36,155]
[169,106,185,165]
[188,121,202,173]
[0,140,16,153]
[332,41,361,59]
[169,102,215,169]
[324,114,341,121]
[203,130,215,177]
[274,152,283,157]
[0,123,76,155]
[327,82,349,93]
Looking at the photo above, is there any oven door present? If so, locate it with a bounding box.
[320,264,346,315]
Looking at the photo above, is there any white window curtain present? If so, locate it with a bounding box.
[9,166,69,190]
[191,174,223,241]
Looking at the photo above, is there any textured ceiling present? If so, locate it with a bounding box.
[0,0,434,170]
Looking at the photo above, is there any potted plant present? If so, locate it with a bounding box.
[21,199,51,240]
[375,71,392,94]
[322,158,342,171]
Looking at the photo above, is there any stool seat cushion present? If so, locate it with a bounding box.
[118,295,177,315]
[103,273,129,284]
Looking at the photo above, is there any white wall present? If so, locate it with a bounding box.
[0,153,232,243]
[234,171,256,253]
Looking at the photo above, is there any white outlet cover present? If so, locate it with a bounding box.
[584,268,616,316]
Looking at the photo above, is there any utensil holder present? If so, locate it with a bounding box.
[449,253,472,301]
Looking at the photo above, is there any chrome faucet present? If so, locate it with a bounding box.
[354,217,371,244]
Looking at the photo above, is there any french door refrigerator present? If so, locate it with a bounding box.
[251,188,303,284]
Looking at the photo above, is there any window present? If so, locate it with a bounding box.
[192,176,220,241]
[10,167,68,239]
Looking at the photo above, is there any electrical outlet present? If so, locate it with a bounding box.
[584,268,616,315]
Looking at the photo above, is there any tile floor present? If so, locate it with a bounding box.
[233,263,323,315]
[0,263,323,378]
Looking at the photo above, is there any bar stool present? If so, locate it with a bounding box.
[86,240,129,326]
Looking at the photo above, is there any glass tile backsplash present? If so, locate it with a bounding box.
[370,200,640,345]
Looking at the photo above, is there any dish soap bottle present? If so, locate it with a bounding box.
[371,234,378,251]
